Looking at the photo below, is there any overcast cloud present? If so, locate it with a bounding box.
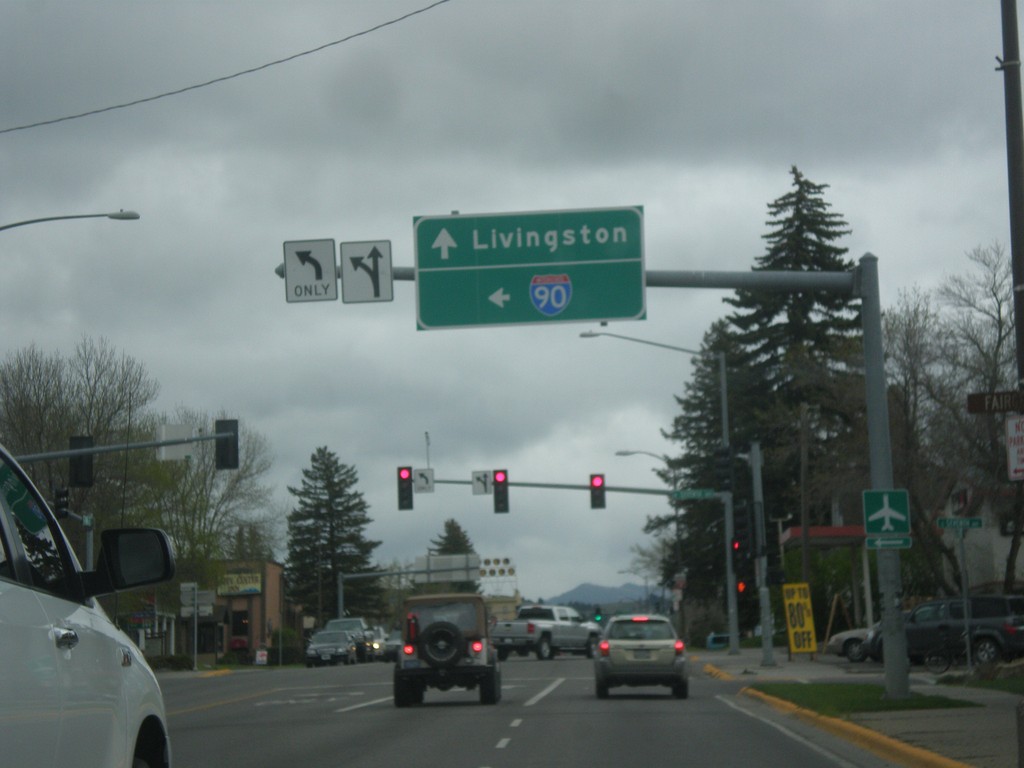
[0,1,1016,600]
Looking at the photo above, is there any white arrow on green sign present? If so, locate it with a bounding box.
[414,207,645,330]
[866,536,912,550]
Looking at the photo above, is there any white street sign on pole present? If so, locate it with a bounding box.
[1006,414,1024,481]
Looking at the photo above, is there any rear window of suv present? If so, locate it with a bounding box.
[608,619,674,641]
[973,597,1010,619]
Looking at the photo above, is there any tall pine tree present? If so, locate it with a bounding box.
[286,447,382,626]
[428,519,479,594]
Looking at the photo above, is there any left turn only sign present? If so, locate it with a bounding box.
[284,240,338,303]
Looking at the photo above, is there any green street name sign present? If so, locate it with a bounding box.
[414,207,645,330]
[937,517,983,530]
[863,489,910,536]
[866,536,913,550]
[673,488,717,501]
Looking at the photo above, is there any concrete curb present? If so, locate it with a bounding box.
[701,661,971,768]
[740,687,972,768]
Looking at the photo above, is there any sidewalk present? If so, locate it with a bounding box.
[696,646,1022,768]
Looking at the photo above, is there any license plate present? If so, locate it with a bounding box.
[632,649,651,660]
[320,653,332,660]
[402,659,421,669]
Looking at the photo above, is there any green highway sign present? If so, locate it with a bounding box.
[673,488,717,500]
[866,536,912,550]
[863,489,910,536]
[414,207,645,330]
[938,517,983,530]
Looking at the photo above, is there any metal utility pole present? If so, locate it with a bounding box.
[1000,0,1024,388]
[751,442,775,667]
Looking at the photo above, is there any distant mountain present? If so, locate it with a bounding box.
[544,582,649,606]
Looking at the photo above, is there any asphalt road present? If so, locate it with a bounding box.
[160,656,903,768]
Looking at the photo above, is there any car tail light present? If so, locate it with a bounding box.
[599,640,610,657]
[1004,623,1020,636]
[403,644,416,656]
[631,616,650,622]
[471,640,484,653]
[674,639,685,655]
[527,622,536,635]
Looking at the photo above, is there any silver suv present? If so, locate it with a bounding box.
[0,443,176,767]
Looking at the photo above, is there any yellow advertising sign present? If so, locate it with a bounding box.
[782,582,817,654]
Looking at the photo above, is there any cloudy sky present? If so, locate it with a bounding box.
[0,1,1015,601]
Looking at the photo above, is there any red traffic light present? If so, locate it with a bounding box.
[399,467,412,480]
[494,470,507,484]
[736,580,748,594]
[590,474,604,488]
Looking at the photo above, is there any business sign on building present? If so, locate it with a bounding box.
[218,571,262,596]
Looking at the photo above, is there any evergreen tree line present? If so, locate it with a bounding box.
[651,166,1024,631]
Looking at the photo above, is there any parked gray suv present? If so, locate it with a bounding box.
[867,595,1024,664]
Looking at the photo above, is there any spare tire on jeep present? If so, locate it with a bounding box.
[420,621,464,668]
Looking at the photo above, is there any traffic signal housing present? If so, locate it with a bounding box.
[493,469,509,513]
[68,435,94,487]
[713,446,733,491]
[215,419,239,470]
[732,504,753,562]
[590,474,606,509]
[53,487,69,519]
[397,466,414,510]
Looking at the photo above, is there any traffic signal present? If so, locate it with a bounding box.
[493,469,509,513]
[53,487,69,519]
[736,578,749,595]
[713,446,732,491]
[68,435,94,487]
[397,466,413,510]
[732,504,753,561]
[215,419,239,470]
[590,474,606,508]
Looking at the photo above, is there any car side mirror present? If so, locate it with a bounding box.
[81,528,176,598]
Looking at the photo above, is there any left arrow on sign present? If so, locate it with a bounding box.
[489,288,510,308]
[296,250,323,280]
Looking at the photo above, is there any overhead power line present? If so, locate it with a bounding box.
[0,0,452,136]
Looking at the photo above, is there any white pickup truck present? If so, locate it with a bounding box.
[491,604,601,660]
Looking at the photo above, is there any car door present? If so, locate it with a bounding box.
[904,601,949,657]
[0,519,61,767]
[0,458,127,766]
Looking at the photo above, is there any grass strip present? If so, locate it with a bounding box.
[749,683,978,718]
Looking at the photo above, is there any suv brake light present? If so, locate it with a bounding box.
[674,639,685,655]
[403,644,416,656]
[471,640,484,653]
[599,640,610,657]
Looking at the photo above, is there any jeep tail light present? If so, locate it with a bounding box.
[599,640,610,657]
[471,640,484,654]
[403,644,416,656]
[674,639,685,656]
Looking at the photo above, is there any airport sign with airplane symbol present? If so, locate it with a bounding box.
[863,489,911,536]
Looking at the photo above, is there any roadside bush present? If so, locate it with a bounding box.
[146,654,194,671]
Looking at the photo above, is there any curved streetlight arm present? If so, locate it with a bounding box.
[580,330,700,356]
[0,210,140,232]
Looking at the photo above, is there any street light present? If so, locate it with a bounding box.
[615,449,683,630]
[582,329,740,654]
[0,210,140,232]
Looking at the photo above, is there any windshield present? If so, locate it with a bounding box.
[408,601,479,631]
[309,632,346,646]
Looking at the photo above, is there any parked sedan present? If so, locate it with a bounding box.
[305,631,357,667]
[593,614,688,699]
[824,628,869,662]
